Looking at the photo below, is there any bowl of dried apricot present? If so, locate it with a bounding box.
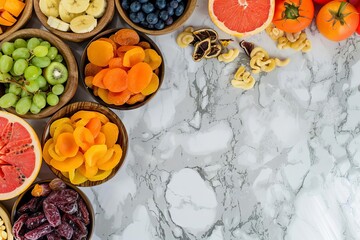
[11,178,94,239]
[34,0,115,42]
[80,28,164,110]
[41,101,128,187]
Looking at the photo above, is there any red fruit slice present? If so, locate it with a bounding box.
[0,111,42,200]
[208,0,275,37]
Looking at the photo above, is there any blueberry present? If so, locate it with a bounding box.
[140,21,149,28]
[169,0,179,8]
[155,20,165,30]
[129,12,140,23]
[175,3,184,16]
[146,13,159,24]
[159,10,169,21]
[176,0,182,2]
[167,6,174,16]
[137,11,145,22]
[165,16,173,26]
[155,0,166,9]
[130,1,141,12]
[148,24,155,29]
[121,0,130,10]
[138,0,148,3]
[142,2,154,14]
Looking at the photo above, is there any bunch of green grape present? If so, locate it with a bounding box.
[0,37,69,115]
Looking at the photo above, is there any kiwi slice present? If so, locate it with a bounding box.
[44,62,68,85]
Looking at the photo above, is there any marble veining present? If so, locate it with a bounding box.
[10,0,360,239]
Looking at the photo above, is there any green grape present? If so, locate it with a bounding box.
[12,48,30,60]
[0,55,14,73]
[0,52,2,57]
[30,102,41,114]
[25,80,40,93]
[40,41,51,49]
[53,54,63,63]
[52,84,64,95]
[31,56,51,68]
[47,47,58,60]
[20,89,29,97]
[24,66,41,81]
[8,83,22,95]
[0,93,18,108]
[15,96,31,115]
[13,59,28,76]
[40,85,49,91]
[35,75,47,88]
[14,39,27,49]
[4,88,8,94]
[1,42,15,56]
[47,93,59,106]
[33,92,46,109]
[0,73,11,83]
[33,46,48,57]
[27,38,41,50]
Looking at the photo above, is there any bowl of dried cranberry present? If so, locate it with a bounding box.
[116,0,196,35]
[11,178,94,240]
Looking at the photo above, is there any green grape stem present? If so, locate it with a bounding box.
[0,77,34,95]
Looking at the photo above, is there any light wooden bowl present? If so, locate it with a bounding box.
[0,29,78,119]
[41,101,128,187]
[0,203,13,240]
[115,0,196,35]
[34,0,115,42]
[80,28,164,110]
[0,0,33,41]
[11,179,94,239]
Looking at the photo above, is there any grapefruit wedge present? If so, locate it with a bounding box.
[0,111,42,200]
[209,0,275,37]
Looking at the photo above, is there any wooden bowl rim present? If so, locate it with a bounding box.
[0,202,13,240]
[10,179,95,240]
[34,0,115,42]
[0,0,33,41]
[0,28,78,119]
[80,28,165,110]
[115,0,197,35]
[41,101,129,187]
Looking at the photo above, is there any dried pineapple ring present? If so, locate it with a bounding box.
[218,48,240,63]
[176,32,195,48]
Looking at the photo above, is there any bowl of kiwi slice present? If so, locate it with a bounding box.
[0,28,78,119]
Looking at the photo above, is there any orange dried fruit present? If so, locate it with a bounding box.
[87,169,112,181]
[48,142,67,161]
[98,37,117,52]
[137,41,151,49]
[85,117,102,138]
[73,126,95,152]
[97,88,113,105]
[79,163,99,178]
[92,68,109,89]
[84,144,107,167]
[94,132,106,145]
[101,122,119,148]
[84,76,94,88]
[50,117,71,137]
[85,63,103,77]
[96,147,115,166]
[103,68,128,92]
[116,45,138,53]
[107,90,132,106]
[114,28,140,46]
[87,40,114,67]
[123,47,145,67]
[55,132,79,158]
[127,62,153,93]
[108,57,124,69]
[71,110,109,124]
[141,73,159,96]
[144,49,162,70]
[43,139,54,164]
[69,168,88,185]
[97,144,123,171]
[126,93,146,105]
[53,123,74,142]
[50,152,84,172]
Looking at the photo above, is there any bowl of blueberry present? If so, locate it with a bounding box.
[116,0,196,35]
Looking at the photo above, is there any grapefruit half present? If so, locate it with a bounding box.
[209,0,275,37]
[0,111,42,200]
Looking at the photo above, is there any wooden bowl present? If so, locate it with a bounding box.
[11,179,94,239]
[115,0,196,35]
[0,203,13,240]
[0,0,32,42]
[0,29,78,119]
[80,28,164,110]
[34,0,115,42]
[41,101,128,187]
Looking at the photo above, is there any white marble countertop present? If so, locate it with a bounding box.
[4,1,360,239]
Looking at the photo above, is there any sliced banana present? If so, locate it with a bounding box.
[61,0,90,14]
[70,15,97,33]
[47,16,70,31]
[86,0,106,18]
[39,0,61,17]
[59,1,82,23]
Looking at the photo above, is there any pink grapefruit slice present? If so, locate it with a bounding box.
[0,111,42,200]
[209,0,275,37]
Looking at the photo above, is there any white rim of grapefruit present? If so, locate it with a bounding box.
[0,111,42,200]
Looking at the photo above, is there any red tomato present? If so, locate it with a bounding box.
[272,0,314,33]
[316,1,359,41]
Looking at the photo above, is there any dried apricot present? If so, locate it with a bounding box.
[103,68,128,92]
[127,62,153,93]
[108,57,124,69]
[141,73,159,96]
[48,142,67,161]
[107,90,132,106]
[73,126,95,152]
[97,88,113,105]
[123,47,145,67]
[50,118,71,137]
[97,144,123,171]
[87,40,114,67]
[50,152,84,172]
[94,132,106,145]
[43,139,54,164]
[85,76,94,88]
[87,170,112,181]
[114,29,140,46]
[84,144,107,167]
[69,168,88,185]
[71,110,109,124]
[144,49,162,70]
[126,93,146,105]
[137,41,151,49]
[85,117,102,138]
[116,45,138,53]
[101,122,119,148]
[92,68,110,89]
[53,123,74,142]
[55,132,79,158]
[85,63,103,77]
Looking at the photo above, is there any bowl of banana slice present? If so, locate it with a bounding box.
[34,0,115,42]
